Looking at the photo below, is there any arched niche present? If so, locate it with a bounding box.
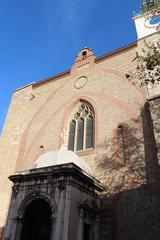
[19,198,52,240]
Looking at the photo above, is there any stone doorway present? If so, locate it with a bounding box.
[20,199,52,240]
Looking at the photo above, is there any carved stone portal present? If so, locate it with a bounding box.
[3,163,102,240]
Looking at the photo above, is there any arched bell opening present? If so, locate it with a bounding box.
[20,198,52,240]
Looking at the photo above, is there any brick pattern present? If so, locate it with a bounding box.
[0,34,160,239]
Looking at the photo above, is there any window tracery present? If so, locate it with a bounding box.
[68,102,94,152]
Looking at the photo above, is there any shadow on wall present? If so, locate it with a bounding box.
[100,186,160,240]
[118,186,160,240]
[0,227,4,240]
[95,118,145,193]
[96,101,160,240]
[141,101,160,189]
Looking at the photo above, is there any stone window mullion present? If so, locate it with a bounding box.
[68,102,94,152]
[83,118,87,150]
[74,120,78,151]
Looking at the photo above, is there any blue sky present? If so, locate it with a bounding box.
[0,0,140,133]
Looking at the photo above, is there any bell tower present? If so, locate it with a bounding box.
[133,0,160,39]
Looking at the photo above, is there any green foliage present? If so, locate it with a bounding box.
[141,0,160,14]
[133,40,160,86]
[136,41,160,69]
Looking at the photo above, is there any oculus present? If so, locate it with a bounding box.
[74,76,88,89]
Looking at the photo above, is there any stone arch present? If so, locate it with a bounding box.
[18,192,55,218]
[61,96,97,125]
[60,97,98,151]
[15,193,55,240]
[17,91,140,170]
[90,65,146,102]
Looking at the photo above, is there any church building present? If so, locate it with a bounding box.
[1,1,160,239]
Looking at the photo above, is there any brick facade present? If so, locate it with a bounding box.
[1,32,160,239]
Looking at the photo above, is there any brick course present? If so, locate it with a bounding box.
[1,35,160,239]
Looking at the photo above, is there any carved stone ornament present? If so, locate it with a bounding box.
[58,180,65,191]
[12,185,19,198]
[60,128,68,147]
[34,184,41,194]
[74,76,88,89]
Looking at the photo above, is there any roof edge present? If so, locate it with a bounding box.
[96,41,137,63]
[13,42,138,92]
[14,83,35,93]
[32,70,70,88]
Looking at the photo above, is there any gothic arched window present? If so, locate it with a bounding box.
[68,102,94,151]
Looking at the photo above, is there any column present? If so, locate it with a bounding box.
[95,215,100,240]
[78,208,84,240]
[52,182,65,240]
